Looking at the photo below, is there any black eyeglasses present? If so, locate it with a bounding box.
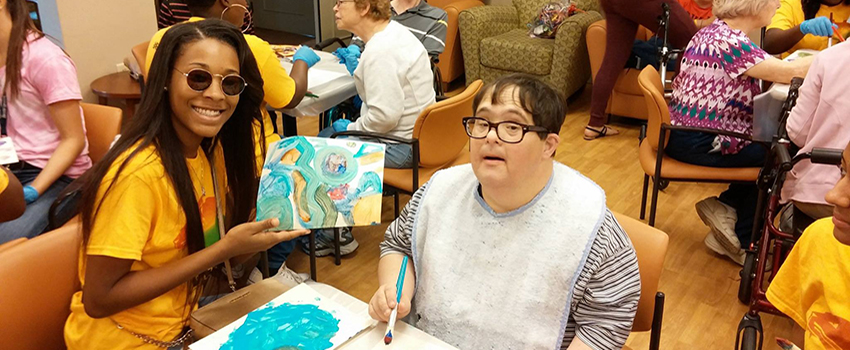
[174,68,247,96]
[462,116,550,144]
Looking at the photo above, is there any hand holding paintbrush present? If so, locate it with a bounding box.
[384,256,409,345]
[367,255,412,345]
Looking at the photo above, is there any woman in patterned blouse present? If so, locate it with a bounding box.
[666,0,814,265]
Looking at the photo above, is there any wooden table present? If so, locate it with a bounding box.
[90,72,141,122]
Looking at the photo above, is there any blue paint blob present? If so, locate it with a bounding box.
[220,303,340,350]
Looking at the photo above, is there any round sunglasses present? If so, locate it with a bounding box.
[174,68,247,96]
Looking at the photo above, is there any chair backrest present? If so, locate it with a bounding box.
[613,212,669,332]
[0,223,81,350]
[637,66,671,151]
[0,237,26,254]
[413,79,483,168]
[430,0,485,84]
[81,103,122,164]
[132,41,149,80]
[587,20,654,82]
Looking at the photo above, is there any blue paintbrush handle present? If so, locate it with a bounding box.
[394,256,408,303]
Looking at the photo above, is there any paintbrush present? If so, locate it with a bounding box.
[384,255,409,345]
[830,14,846,44]
[776,337,802,350]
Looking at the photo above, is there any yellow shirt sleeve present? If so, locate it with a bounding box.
[768,0,802,30]
[244,35,296,109]
[86,172,157,261]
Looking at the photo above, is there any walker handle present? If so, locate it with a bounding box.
[810,148,843,166]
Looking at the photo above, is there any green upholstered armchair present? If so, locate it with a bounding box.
[458,0,602,98]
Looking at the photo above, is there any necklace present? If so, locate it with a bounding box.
[188,158,207,197]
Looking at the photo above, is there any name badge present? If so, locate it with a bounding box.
[0,137,19,165]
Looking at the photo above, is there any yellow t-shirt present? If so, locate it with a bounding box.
[768,0,850,57]
[766,218,850,350]
[145,17,288,160]
[64,143,226,350]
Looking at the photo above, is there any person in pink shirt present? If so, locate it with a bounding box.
[783,42,850,226]
[0,0,90,241]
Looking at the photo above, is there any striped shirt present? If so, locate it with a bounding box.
[352,0,448,57]
[157,0,255,34]
[380,181,641,350]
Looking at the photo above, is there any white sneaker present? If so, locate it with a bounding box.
[704,232,745,265]
[696,197,742,253]
[247,267,264,285]
[272,264,310,288]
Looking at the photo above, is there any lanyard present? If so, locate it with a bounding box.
[0,93,7,136]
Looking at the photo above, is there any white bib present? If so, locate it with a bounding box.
[409,162,606,350]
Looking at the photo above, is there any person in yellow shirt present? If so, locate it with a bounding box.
[766,140,850,350]
[144,0,321,151]
[764,0,850,57]
[63,20,308,350]
[0,166,25,223]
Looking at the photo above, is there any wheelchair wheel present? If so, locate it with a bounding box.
[735,314,764,350]
[739,327,759,350]
[738,251,756,304]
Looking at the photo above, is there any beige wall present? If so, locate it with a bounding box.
[56,0,157,102]
[485,0,512,5]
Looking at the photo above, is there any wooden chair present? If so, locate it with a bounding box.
[81,103,122,164]
[614,212,668,350]
[0,237,26,253]
[587,20,655,121]
[333,79,483,217]
[429,0,485,91]
[46,104,121,229]
[0,223,81,350]
[131,41,149,92]
[637,66,760,226]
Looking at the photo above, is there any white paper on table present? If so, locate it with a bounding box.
[305,68,349,90]
[0,137,19,165]
[189,284,375,350]
[783,49,818,62]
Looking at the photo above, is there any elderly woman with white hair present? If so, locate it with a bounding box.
[665,0,815,265]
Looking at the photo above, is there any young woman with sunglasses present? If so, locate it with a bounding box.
[0,0,90,241]
[63,20,308,350]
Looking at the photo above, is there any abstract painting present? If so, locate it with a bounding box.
[256,136,385,230]
[189,284,374,350]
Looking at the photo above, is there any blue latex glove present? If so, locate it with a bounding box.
[800,17,837,37]
[292,46,321,68]
[23,185,39,204]
[343,44,361,59]
[332,118,351,132]
[332,45,360,75]
[341,55,359,75]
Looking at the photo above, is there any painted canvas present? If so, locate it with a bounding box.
[257,136,385,230]
[189,284,375,350]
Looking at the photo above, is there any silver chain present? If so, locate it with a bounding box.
[113,320,193,348]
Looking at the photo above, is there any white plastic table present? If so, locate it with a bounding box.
[277,50,357,118]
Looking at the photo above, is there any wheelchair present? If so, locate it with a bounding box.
[734,78,843,350]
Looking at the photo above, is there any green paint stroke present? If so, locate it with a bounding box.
[220,303,340,350]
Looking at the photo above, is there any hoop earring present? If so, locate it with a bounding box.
[221,4,251,33]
